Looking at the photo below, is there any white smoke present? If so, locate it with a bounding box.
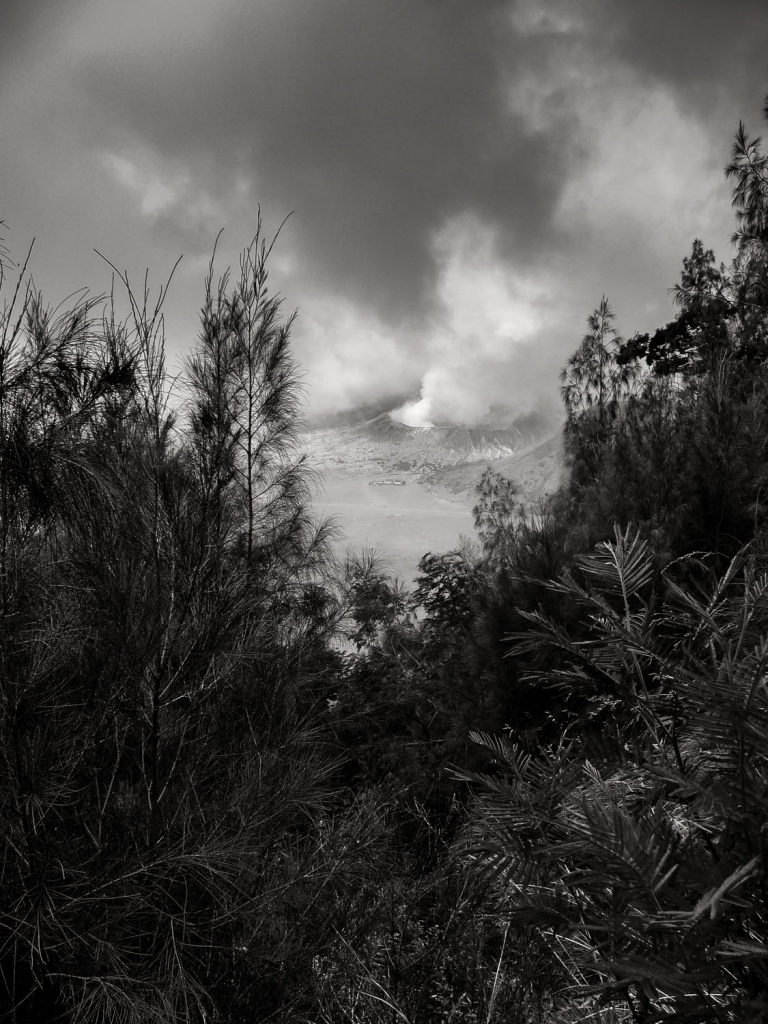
[391,214,552,426]
[391,397,434,429]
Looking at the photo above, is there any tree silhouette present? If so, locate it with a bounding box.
[0,232,348,1023]
[560,298,636,427]
[726,95,768,252]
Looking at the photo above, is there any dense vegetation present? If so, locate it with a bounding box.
[2,99,768,1023]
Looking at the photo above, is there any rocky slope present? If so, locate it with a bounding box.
[426,428,566,504]
[300,409,561,480]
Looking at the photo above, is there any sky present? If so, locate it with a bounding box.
[2,0,768,426]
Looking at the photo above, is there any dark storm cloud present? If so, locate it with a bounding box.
[608,0,768,127]
[75,0,569,320]
[0,1,46,68]
[0,1,77,80]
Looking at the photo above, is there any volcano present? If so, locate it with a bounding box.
[300,409,560,477]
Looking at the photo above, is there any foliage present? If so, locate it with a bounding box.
[345,548,411,650]
[186,216,332,583]
[460,528,768,1021]
[560,298,639,482]
[412,550,478,637]
[560,298,636,424]
[726,95,768,252]
[472,468,521,567]
[0,230,349,1023]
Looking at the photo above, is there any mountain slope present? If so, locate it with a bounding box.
[426,427,565,503]
[300,410,561,476]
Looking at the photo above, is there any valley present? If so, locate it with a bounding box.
[303,410,565,583]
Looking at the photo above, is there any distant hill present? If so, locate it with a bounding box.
[425,427,566,505]
[300,409,561,478]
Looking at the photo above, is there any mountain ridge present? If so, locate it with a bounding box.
[300,409,562,479]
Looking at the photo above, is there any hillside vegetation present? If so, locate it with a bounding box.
[2,99,768,1023]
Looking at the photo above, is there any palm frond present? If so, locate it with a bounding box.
[577,526,653,618]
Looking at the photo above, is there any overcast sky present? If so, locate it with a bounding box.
[2,0,768,425]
